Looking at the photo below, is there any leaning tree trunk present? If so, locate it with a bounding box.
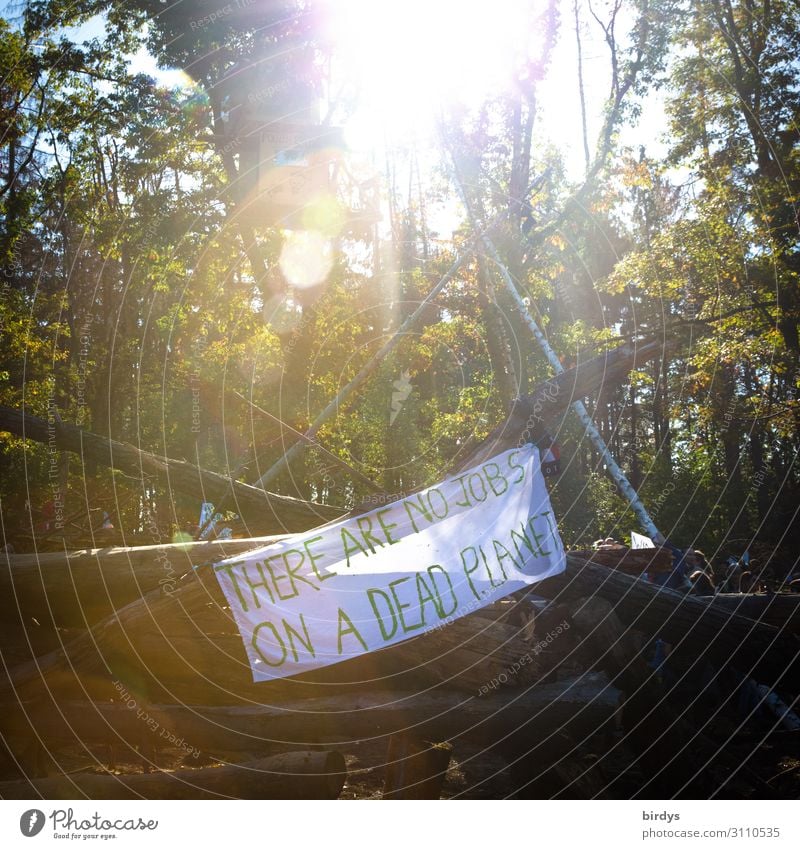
[0,404,344,532]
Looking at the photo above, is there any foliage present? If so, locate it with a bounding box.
[0,0,797,571]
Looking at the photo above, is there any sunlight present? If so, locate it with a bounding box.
[129,43,195,90]
[325,0,533,140]
[279,229,334,288]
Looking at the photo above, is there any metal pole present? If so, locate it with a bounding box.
[440,132,664,544]
[233,391,384,493]
[480,236,665,544]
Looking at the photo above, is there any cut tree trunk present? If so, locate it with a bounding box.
[0,751,346,800]
[535,555,800,692]
[1,674,621,774]
[383,735,453,799]
[0,534,286,632]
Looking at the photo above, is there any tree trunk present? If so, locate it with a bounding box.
[0,534,285,632]
[0,404,344,532]
[535,555,800,690]
[477,255,518,409]
[383,735,452,799]
[2,675,621,768]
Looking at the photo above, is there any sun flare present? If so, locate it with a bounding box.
[325,0,534,142]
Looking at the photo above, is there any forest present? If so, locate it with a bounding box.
[1,0,798,574]
[2,0,800,807]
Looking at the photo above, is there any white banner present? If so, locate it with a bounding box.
[631,531,656,549]
[214,445,566,681]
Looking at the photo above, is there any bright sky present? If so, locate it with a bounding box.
[0,0,674,212]
[324,0,671,178]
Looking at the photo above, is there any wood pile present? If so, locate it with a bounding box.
[1,345,796,799]
[2,537,798,799]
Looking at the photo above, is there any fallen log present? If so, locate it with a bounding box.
[0,404,344,533]
[570,547,674,575]
[0,534,285,632]
[568,595,644,675]
[2,675,621,770]
[536,555,800,691]
[0,566,283,707]
[0,751,346,800]
[707,593,800,636]
[382,613,539,692]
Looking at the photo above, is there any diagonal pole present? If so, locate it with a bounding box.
[233,391,384,493]
[480,234,665,544]
[442,138,664,543]
[252,213,506,491]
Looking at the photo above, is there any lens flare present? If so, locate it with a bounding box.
[301,194,347,238]
[279,230,334,289]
